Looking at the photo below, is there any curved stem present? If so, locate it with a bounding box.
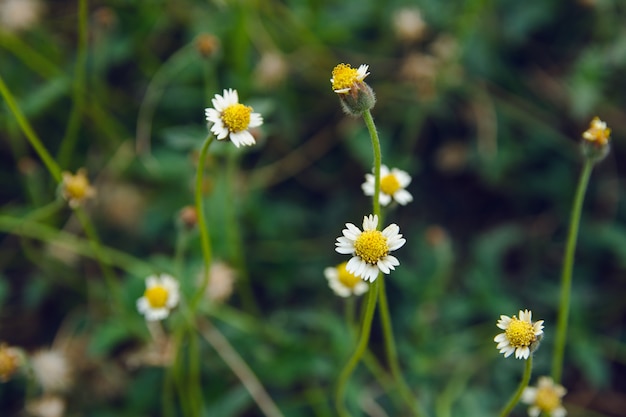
[378,277,422,416]
[0,73,62,182]
[191,135,215,310]
[551,160,593,383]
[335,279,379,417]
[498,356,533,417]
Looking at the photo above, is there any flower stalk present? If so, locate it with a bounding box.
[499,355,533,417]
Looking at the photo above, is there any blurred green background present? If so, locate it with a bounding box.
[1,0,625,416]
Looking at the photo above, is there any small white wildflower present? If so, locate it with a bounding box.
[362,165,413,206]
[136,274,180,321]
[335,214,406,282]
[324,262,369,297]
[494,309,544,360]
[522,376,567,417]
[205,89,263,148]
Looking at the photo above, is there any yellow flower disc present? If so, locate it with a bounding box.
[505,317,536,348]
[380,174,401,195]
[535,386,561,412]
[145,286,169,308]
[354,230,389,264]
[222,104,252,133]
[331,63,359,91]
[336,262,362,288]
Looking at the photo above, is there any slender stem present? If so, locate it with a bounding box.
[335,279,379,417]
[498,356,533,417]
[198,318,285,417]
[56,0,89,168]
[362,110,381,218]
[0,73,62,182]
[191,135,215,310]
[552,160,594,383]
[378,278,422,416]
[0,215,153,276]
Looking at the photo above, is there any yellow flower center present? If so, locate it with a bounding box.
[380,174,401,195]
[535,386,561,412]
[331,63,359,91]
[336,262,363,289]
[583,117,611,146]
[65,173,90,199]
[222,103,252,133]
[505,316,537,348]
[144,286,169,308]
[354,230,389,264]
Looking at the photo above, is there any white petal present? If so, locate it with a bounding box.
[364,265,379,282]
[230,130,256,147]
[353,282,369,296]
[521,387,537,404]
[494,333,507,343]
[379,165,390,177]
[249,113,263,128]
[391,168,412,187]
[381,255,399,267]
[377,260,390,274]
[379,193,392,206]
[394,189,413,205]
[324,267,338,280]
[362,215,378,230]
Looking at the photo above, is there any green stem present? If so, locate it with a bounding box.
[362,110,381,218]
[335,279,379,417]
[0,215,153,277]
[191,135,215,310]
[0,73,62,182]
[551,160,594,383]
[498,356,533,417]
[378,278,422,416]
[56,0,89,168]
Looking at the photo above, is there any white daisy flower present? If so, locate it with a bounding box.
[362,165,413,206]
[137,274,180,321]
[330,63,370,94]
[324,262,369,297]
[522,376,567,417]
[494,309,544,360]
[204,88,263,148]
[335,214,406,282]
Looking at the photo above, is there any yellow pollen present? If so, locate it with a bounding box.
[582,117,611,146]
[336,262,362,289]
[505,316,537,348]
[145,286,169,308]
[221,103,252,133]
[64,173,91,199]
[535,386,561,412]
[380,174,401,195]
[332,63,359,91]
[354,230,389,264]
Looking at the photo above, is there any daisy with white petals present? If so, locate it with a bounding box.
[522,376,567,417]
[362,165,413,206]
[494,309,544,360]
[205,89,263,148]
[335,214,406,282]
[324,262,369,297]
[137,274,180,321]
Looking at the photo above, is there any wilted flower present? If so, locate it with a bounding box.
[205,89,263,148]
[335,215,406,282]
[494,309,544,360]
[330,63,376,115]
[324,262,369,297]
[581,116,611,162]
[136,274,180,321]
[522,376,567,417]
[60,168,96,208]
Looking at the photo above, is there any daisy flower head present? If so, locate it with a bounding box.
[60,168,95,208]
[335,215,406,282]
[330,63,376,115]
[522,376,567,417]
[205,89,263,148]
[362,165,413,206]
[581,116,611,162]
[137,274,180,321]
[494,309,544,360]
[324,262,369,297]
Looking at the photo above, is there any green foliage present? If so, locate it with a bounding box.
[1,0,625,416]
